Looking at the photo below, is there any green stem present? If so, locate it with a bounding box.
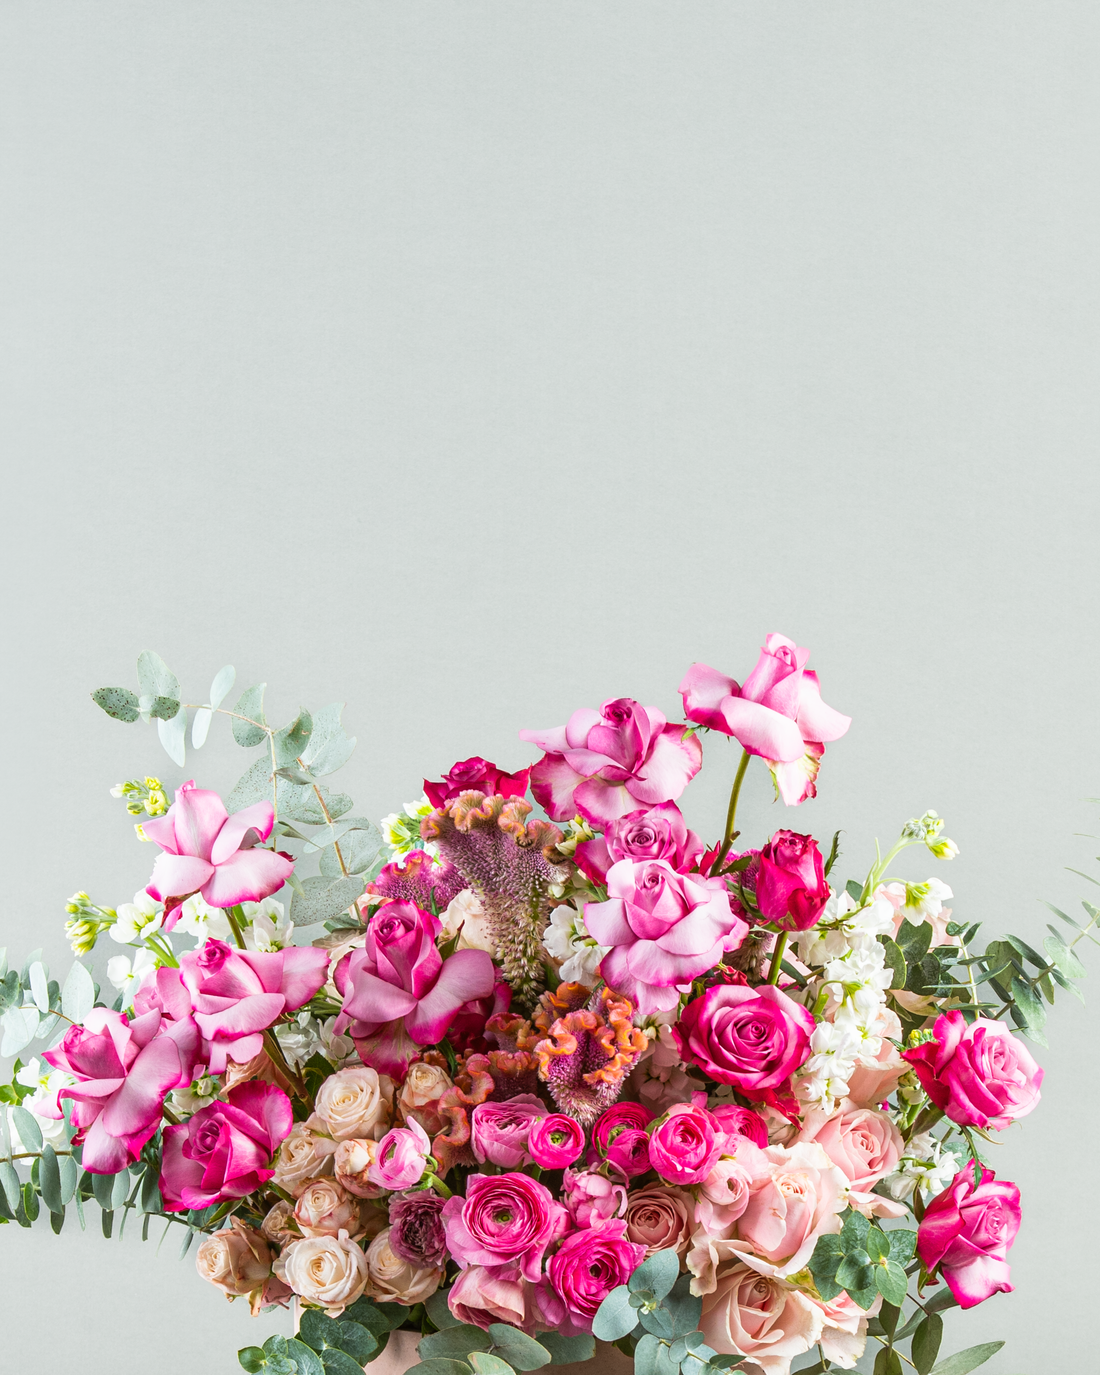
[225,905,248,950]
[766,932,788,985]
[713,749,751,870]
[424,1173,453,1200]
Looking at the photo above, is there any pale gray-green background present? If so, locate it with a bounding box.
[1,5,1097,1371]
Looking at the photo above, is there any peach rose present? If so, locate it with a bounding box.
[624,1184,695,1259]
[276,1230,369,1315]
[733,1142,845,1276]
[364,1226,444,1304]
[697,1243,823,1374]
[399,1060,454,1136]
[195,1219,272,1298]
[272,1123,335,1197]
[334,1137,386,1198]
[295,1179,364,1239]
[261,1199,299,1247]
[311,1066,394,1141]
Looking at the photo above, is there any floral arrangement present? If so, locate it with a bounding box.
[1,637,1089,1375]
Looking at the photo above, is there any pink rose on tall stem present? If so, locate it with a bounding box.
[520,698,702,826]
[143,781,294,926]
[584,860,748,1016]
[649,1102,724,1186]
[424,757,530,809]
[547,1218,647,1335]
[160,1081,294,1210]
[902,1011,1043,1131]
[367,1119,432,1192]
[754,831,830,931]
[528,1114,585,1169]
[917,1161,1021,1308]
[575,802,704,886]
[680,635,850,805]
[335,901,495,1078]
[441,1172,569,1282]
[44,1007,199,1174]
[470,1094,548,1168]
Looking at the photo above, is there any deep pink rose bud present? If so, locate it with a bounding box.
[709,1103,769,1148]
[547,1218,646,1335]
[648,1102,723,1185]
[528,1114,585,1169]
[367,1118,431,1191]
[754,831,829,931]
[902,1011,1042,1131]
[917,1160,1022,1308]
[423,756,531,809]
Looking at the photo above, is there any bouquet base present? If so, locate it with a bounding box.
[368,1332,634,1375]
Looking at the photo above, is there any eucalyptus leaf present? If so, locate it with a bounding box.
[1,1005,40,1056]
[533,1333,595,1366]
[232,685,268,747]
[486,1324,550,1370]
[629,1248,680,1301]
[92,687,141,722]
[419,1326,493,1361]
[469,1356,516,1375]
[280,781,353,825]
[407,1362,473,1375]
[322,1350,369,1375]
[28,961,49,1014]
[591,1284,638,1341]
[148,695,181,721]
[299,703,357,777]
[928,1342,1004,1375]
[210,664,236,709]
[912,1312,943,1375]
[873,1350,902,1375]
[61,962,95,1022]
[426,1288,463,1330]
[157,708,187,766]
[633,1334,660,1375]
[38,1143,63,1213]
[0,1161,21,1211]
[192,708,213,748]
[11,1106,43,1153]
[1043,931,1086,979]
[58,1151,79,1204]
[238,1347,266,1374]
[273,710,313,768]
[227,757,276,811]
[136,649,179,701]
[319,822,385,876]
[289,875,366,927]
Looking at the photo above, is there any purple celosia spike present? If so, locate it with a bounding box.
[367,850,467,913]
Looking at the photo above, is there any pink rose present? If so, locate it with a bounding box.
[44,1007,199,1175]
[335,901,495,1077]
[160,1081,294,1210]
[575,802,704,885]
[368,1118,432,1191]
[388,1190,448,1269]
[547,1218,647,1335]
[424,756,531,809]
[470,1094,549,1168]
[797,1103,902,1195]
[528,1114,585,1169]
[754,831,829,932]
[520,698,702,827]
[902,1011,1043,1131]
[649,1102,724,1186]
[696,1245,823,1365]
[333,1138,384,1199]
[562,1167,628,1228]
[709,1103,769,1148]
[695,1153,758,1233]
[442,1172,569,1282]
[845,1036,908,1109]
[585,860,749,1016]
[143,781,294,924]
[294,1179,363,1238]
[448,1265,565,1336]
[680,635,850,805]
[674,985,814,1114]
[733,1142,846,1275]
[624,1184,695,1258]
[917,1160,1021,1308]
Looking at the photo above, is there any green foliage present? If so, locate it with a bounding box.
[928,1342,1004,1375]
[808,1211,915,1310]
[243,1299,402,1375]
[232,684,269,745]
[91,687,141,722]
[533,1333,595,1366]
[591,1259,737,1375]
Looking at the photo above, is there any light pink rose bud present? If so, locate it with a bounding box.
[368,1119,432,1192]
[195,1219,273,1297]
[335,1137,386,1198]
[398,1060,454,1136]
[272,1123,335,1197]
[260,1199,299,1247]
[294,1178,364,1239]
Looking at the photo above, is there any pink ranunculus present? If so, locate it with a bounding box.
[649,1102,724,1186]
[674,984,814,1116]
[548,1218,647,1336]
[442,1172,569,1283]
[388,1190,448,1269]
[423,757,531,809]
[470,1094,549,1169]
[592,1101,654,1152]
[754,831,830,932]
[160,1081,294,1210]
[367,1118,432,1192]
[709,1103,769,1148]
[679,635,850,806]
[528,1114,585,1169]
[606,1129,653,1179]
[519,698,703,827]
[562,1167,628,1228]
[591,1101,654,1177]
[797,1102,903,1199]
[901,1011,1043,1131]
[44,1007,199,1175]
[575,802,705,886]
[733,1142,847,1276]
[448,1265,566,1336]
[917,1161,1022,1308]
[143,781,294,927]
[585,859,749,1016]
[334,901,495,1078]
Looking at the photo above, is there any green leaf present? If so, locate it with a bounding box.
[12,1105,43,1152]
[92,687,141,723]
[343,1296,401,1336]
[865,1228,890,1262]
[419,1326,493,1361]
[845,879,863,902]
[238,1346,267,1372]
[633,1334,660,1375]
[137,650,180,702]
[49,1205,65,1233]
[227,757,276,811]
[1043,932,1086,979]
[637,1307,675,1339]
[424,1289,462,1330]
[192,708,214,749]
[290,875,366,927]
[912,1312,943,1375]
[407,1363,473,1375]
[38,1144,62,1213]
[28,961,49,1014]
[835,1256,874,1292]
[157,708,187,766]
[62,962,95,1022]
[629,1248,680,1301]
[232,685,268,746]
[873,1350,902,1375]
[58,1151,79,1204]
[210,664,236,709]
[22,1179,39,1222]
[928,1342,1004,1375]
[486,1325,550,1371]
[327,1320,377,1363]
[1,1005,39,1056]
[285,1340,325,1375]
[592,1284,639,1341]
[1009,975,1047,1030]
[887,1229,917,1264]
[874,1260,908,1307]
[321,1354,365,1375]
[533,1333,595,1366]
[280,781,354,825]
[881,938,906,988]
[148,695,181,721]
[469,1356,516,1375]
[274,711,313,767]
[299,703,357,777]
[0,1161,21,1211]
[319,822,385,877]
[663,1271,704,1336]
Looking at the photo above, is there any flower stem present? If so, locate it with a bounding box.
[714,749,751,870]
[225,905,248,950]
[424,1172,452,1199]
[766,932,788,985]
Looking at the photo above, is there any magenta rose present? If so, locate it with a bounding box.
[424,756,531,809]
[575,802,704,885]
[585,859,749,1016]
[548,1218,647,1335]
[649,1102,724,1185]
[754,831,829,931]
[562,1167,628,1228]
[519,698,702,827]
[901,1011,1042,1131]
[45,1007,199,1175]
[160,1081,294,1211]
[470,1094,549,1168]
[674,985,814,1113]
[709,1103,769,1148]
[388,1190,448,1269]
[917,1161,1022,1308]
[679,635,850,805]
[442,1172,569,1282]
[367,1119,431,1191]
[528,1114,585,1169]
[446,976,513,1056]
[335,901,495,1077]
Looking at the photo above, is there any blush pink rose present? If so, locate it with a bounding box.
[797,1102,903,1194]
[442,1172,569,1282]
[448,1265,565,1335]
[733,1142,846,1275]
[424,756,531,809]
[562,1167,628,1228]
[624,1184,695,1258]
[547,1218,647,1335]
[367,1119,432,1192]
[528,1114,585,1169]
[470,1094,549,1168]
[574,802,704,885]
[709,1103,769,1148]
[160,1081,294,1210]
[902,1011,1043,1131]
[754,831,829,932]
[694,1155,758,1235]
[696,1245,824,1366]
[585,859,749,1016]
[649,1102,724,1186]
[520,698,703,827]
[917,1161,1022,1309]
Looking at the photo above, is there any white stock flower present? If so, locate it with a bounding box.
[276,1011,355,1071]
[169,1076,219,1117]
[543,903,608,988]
[884,1133,961,1201]
[106,947,158,1004]
[172,894,232,944]
[243,898,294,951]
[885,877,953,924]
[108,890,163,944]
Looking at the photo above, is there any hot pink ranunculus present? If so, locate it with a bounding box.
[901,1011,1043,1131]
[423,757,531,809]
[367,1119,432,1192]
[574,802,704,885]
[528,1114,585,1169]
[143,781,294,927]
[590,1101,654,1178]
[44,1007,199,1174]
[754,831,829,932]
[734,1142,847,1275]
[160,1080,294,1210]
[441,1172,569,1283]
[448,1265,565,1336]
[674,984,814,1115]
[585,860,748,1016]
[519,698,702,827]
[679,635,850,805]
[649,1102,724,1186]
[917,1161,1021,1308]
[709,1103,769,1148]
[334,901,495,1078]
[547,1218,647,1336]
[469,1094,549,1169]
